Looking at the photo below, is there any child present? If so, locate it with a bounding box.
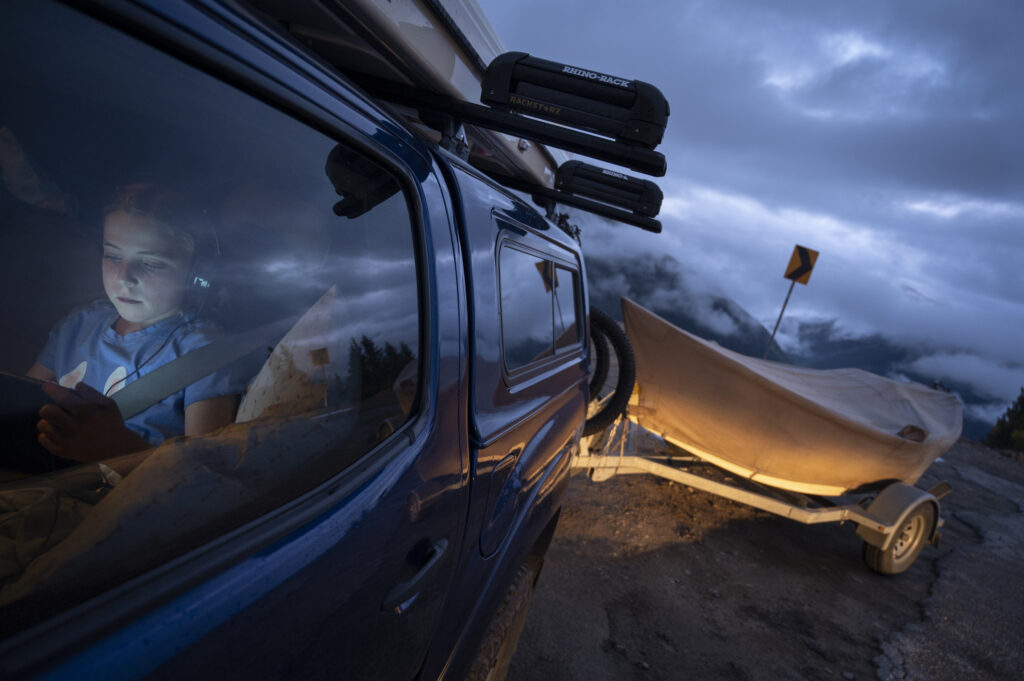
[26,183,241,463]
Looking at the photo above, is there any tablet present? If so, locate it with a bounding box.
[0,371,76,473]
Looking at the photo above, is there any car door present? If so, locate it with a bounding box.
[416,159,587,679]
[0,2,467,680]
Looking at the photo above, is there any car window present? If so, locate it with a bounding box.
[0,1,419,625]
[499,245,555,371]
[553,265,580,350]
[498,241,582,373]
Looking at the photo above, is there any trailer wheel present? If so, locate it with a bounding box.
[584,307,635,437]
[463,559,540,681]
[862,503,935,575]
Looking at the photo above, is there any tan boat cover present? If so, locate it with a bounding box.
[622,298,962,495]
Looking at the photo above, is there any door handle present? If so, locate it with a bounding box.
[382,538,448,614]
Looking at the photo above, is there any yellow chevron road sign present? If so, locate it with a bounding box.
[784,245,819,285]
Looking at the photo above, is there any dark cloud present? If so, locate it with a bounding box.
[481,0,1024,202]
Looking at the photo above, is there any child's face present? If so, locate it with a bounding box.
[102,210,194,332]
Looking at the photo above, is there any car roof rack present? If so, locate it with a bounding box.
[241,1,671,231]
[481,52,669,150]
[351,72,667,177]
[500,161,664,233]
[350,52,670,232]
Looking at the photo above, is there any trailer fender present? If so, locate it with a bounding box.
[856,482,939,550]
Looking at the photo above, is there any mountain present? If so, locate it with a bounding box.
[586,254,789,361]
[585,253,995,440]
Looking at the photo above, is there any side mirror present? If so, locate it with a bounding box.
[325,144,400,218]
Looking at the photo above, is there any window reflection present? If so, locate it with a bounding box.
[0,0,422,627]
[500,247,554,371]
[499,245,582,372]
[554,266,579,350]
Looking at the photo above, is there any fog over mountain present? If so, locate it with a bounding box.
[587,254,789,362]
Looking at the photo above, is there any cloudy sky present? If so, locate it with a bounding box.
[478,0,1024,421]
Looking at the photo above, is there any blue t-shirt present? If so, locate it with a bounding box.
[37,300,243,445]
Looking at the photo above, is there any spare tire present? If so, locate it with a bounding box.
[584,306,635,437]
[588,322,609,399]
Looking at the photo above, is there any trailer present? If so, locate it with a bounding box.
[576,418,950,574]
[576,300,961,575]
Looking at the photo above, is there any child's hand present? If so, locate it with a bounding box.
[37,382,150,462]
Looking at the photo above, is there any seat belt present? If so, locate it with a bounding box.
[112,316,296,420]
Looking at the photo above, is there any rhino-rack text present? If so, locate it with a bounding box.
[561,65,632,89]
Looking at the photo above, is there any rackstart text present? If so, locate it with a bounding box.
[561,66,631,88]
[510,95,561,116]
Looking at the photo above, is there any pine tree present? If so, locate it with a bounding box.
[985,387,1024,452]
[348,336,417,399]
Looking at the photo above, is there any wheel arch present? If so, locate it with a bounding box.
[856,482,939,551]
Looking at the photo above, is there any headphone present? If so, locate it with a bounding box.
[177,214,224,325]
[185,216,220,293]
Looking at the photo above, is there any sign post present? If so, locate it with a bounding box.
[763,245,819,359]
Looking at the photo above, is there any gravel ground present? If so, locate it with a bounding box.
[507,437,1024,681]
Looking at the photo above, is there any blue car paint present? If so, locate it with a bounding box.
[35,477,386,681]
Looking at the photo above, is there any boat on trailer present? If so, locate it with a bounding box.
[575,299,962,574]
[622,298,963,496]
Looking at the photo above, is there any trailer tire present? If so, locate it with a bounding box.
[463,559,540,681]
[583,307,635,437]
[862,503,935,575]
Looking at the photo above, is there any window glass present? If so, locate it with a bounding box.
[499,246,553,371]
[498,243,582,371]
[553,266,579,350]
[0,1,418,623]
